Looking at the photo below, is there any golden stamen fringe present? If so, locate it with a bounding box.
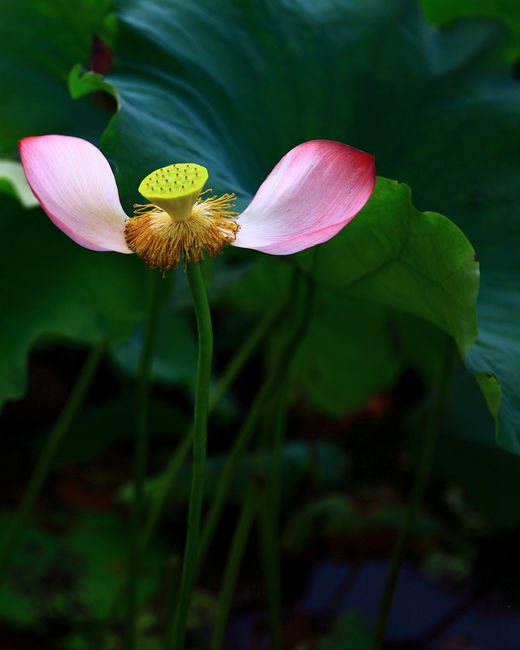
[125,194,239,271]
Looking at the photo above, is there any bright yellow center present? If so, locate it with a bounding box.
[126,163,238,271]
[138,163,209,222]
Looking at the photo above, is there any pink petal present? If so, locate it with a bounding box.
[233,140,375,255]
[19,135,130,253]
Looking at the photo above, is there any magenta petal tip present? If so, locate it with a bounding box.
[233,139,375,255]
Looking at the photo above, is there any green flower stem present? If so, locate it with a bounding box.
[141,301,281,550]
[142,433,192,546]
[210,302,281,408]
[104,302,280,634]
[198,271,315,582]
[256,276,315,650]
[206,270,313,649]
[0,340,105,588]
[370,341,455,650]
[257,394,287,650]
[197,366,279,572]
[161,555,181,634]
[209,484,258,650]
[168,262,213,650]
[209,387,285,650]
[126,270,162,650]
[164,266,311,648]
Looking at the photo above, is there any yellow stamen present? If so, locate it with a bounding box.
[125,191,239,271]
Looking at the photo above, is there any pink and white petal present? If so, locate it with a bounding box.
[232,140,375,255]
[19,135,131,253]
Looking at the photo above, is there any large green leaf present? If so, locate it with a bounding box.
[222,252,406,416]
[0,0,112,154]
[293,292,405,416]
[228,178,476,416]
[0,196,146,406]
[95,0,518,447]
[297,178,478,355]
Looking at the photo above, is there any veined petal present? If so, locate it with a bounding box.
[233,140,375,255]
[19,135,131,253]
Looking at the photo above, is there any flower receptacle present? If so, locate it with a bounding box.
[138,163,208,222]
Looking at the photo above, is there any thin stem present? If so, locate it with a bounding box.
[257,394,286,650]
[104,303,281,631]
[142,433,192,549]
[159,358,286,645]
[256,275,315,650]
[206,272,313,648]
[198,271,315,581]
[126,270,161,650]
[209,485,258,650]
[370,341,455,650]
[0,340,105,587]
[142,301,280,550]
[161,555,181,635]
[209,303,280,409]
[167,263,213,650]
[198,378,272,568]
[209,380,287,650]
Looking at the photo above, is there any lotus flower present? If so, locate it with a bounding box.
[19,135,375,270]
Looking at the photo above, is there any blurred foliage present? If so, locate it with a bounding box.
[51,390,190,467]
[0,0,112,153]
[112,283,197,389]
[119,441,349,509]
[436,370,520,529]
[283,495,440,552]
[0,512,164,626]
[303,611,371,650]
[0,161,38,208]
[0,196,146,405]
[421,0,520,42]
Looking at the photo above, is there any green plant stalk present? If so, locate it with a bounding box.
[198,272,315,580]
[370,342,455,650]
[210,392,285,650]
[126,270,161,650]
[161,555,181,634]
[209,392,280,650]
[164,267,309,647]
[0,340,105,588]
[197,371,277,570]
[256,276,315,650]
[257,394,286,650]
[210,303,280,408]
[168,263,213,650]
[209,485,258,650]
[104,303,281,630]
[142,433,192,547]
[141,301,280,549]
